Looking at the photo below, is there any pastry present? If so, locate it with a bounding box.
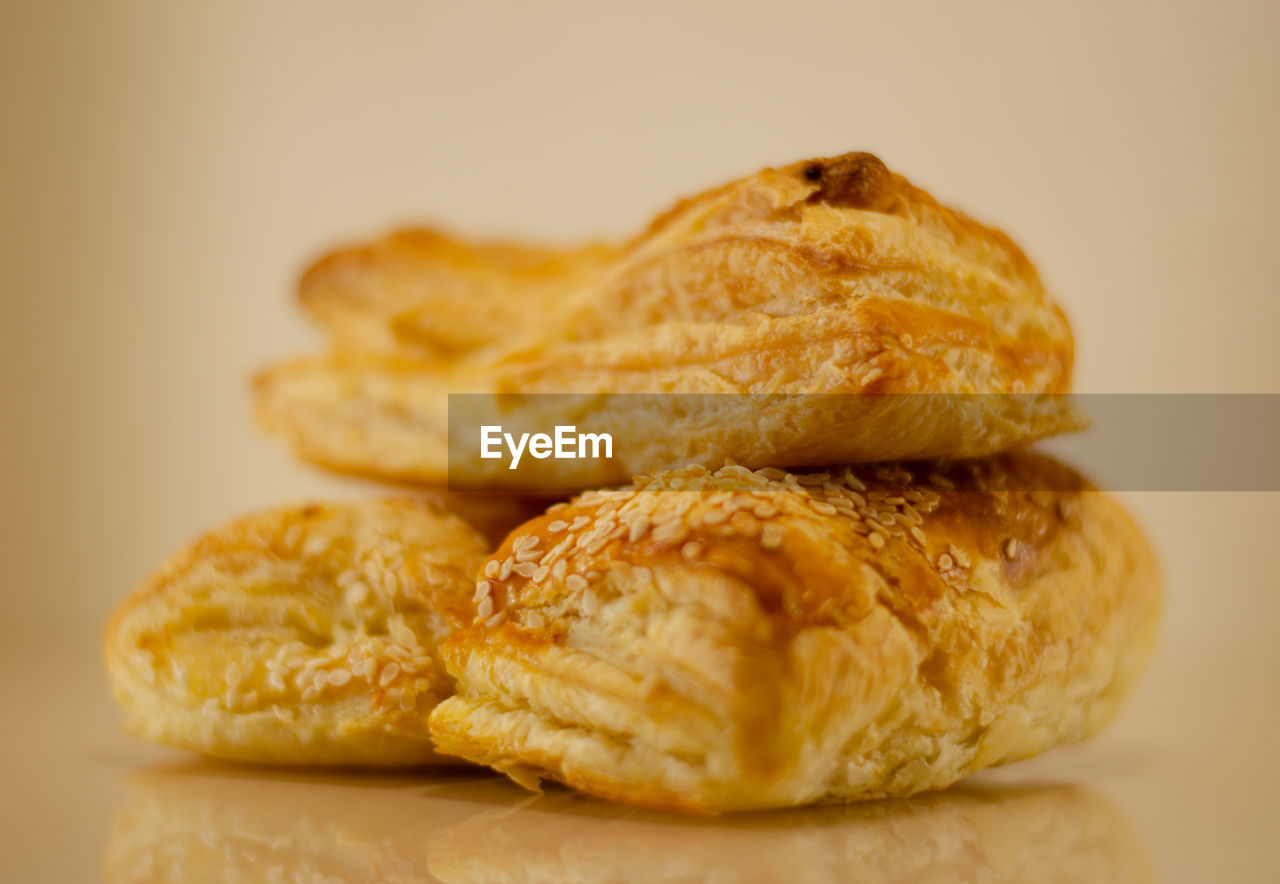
[105,498,491,765]
[298,228,617,363]
[427,454,1159,812]
[255,151,1082,488]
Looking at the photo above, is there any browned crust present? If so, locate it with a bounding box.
[428,453,1159,811]
[255,152,1077,486]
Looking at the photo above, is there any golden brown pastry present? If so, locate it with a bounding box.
[256,152,1081,488]
[298,228,617,363]
[427,454,1159,812]
[105,499,491,765]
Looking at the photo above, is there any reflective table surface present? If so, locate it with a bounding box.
[3,618,1275,883]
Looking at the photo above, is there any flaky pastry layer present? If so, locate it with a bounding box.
[428,454,1159,811]
[105,499,491,765]
[256,152,1079,486]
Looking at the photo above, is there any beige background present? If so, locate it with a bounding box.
[3,1,1278,880]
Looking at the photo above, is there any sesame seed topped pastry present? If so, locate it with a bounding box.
[427,454,1159,812]
[255,151,1081,488]
[105,499,492,766]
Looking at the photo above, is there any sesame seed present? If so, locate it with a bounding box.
[379,663,400,687]
[938,554,954,570]
[570,516,591,531]
[1005,538,1019,559]
[582,589,600,616]
[499,557,514,579]
[513,562,537,578]
[651,520,689,546]
[543,537,573,562]
[910,526,927,546]
[681,541,702,561]
[400,690,416,711]
[328,669,351,687]
[473,580,491,603]
[565,574,589,592]
[302,535,330,557]
[810,501,838,516]
[483,560,500,579]
[547,520,569,532]
[344,582,369,607]
[761,524,784,550]
[628,514,651,541]
[868,533,886,550]
[477,596,494,619]
[485,610,507,627]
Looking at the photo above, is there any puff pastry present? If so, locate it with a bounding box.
[428,454,1159,812]
[256,152,1081,487]
[105,498,491,765]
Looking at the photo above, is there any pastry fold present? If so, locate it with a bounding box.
[427,454,1159,812]
[105,499,492,765]
[256,152,1080,487]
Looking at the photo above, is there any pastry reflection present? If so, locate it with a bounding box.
[105,763,468,883]
[107,767,1149,883]
[426,782,1151,884]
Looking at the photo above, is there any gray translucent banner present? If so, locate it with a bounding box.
[446,394,1280,491]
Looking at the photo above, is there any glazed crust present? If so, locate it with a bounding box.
[427,453,1159,812]
[256,152,1079,486]
[104,499,491,765]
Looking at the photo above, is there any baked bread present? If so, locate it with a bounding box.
[105,498,492,765]
[427,454,1159,812]
[255,151,1081,487]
